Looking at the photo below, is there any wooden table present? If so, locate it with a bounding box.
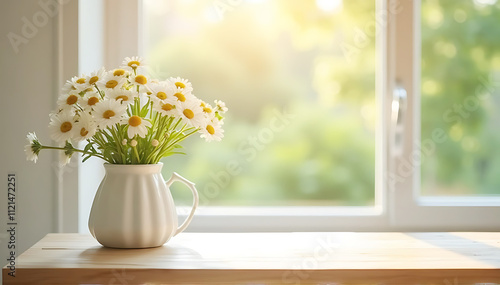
[3,232,500,284]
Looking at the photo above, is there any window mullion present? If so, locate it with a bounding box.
[390,0,419,228]
[103,0,141,68]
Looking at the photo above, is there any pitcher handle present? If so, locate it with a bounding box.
[166,172,199,236]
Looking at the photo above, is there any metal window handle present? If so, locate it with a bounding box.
[391,85,407,156]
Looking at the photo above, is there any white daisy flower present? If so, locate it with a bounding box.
[177,100,205,128]
[61,81,77,94]
[25,132,41,163]
[122,56,146,72]
[125,115,152,138]
[49,111,76,143]
[87,67,107,86]
[129,74,149,88]
[107,89,138,105]
[70,75,90,92]
[154,100,179,118]
[25,144,38,163]
[98,74,127,90]
[200,101,216,120]
[199,119,224,142]
[93,99,127,129]
[59,150,72,166]
[110,68,130,78]
[57,91,81,111]
[149,82,175,103]
[80,91,102,110]
[214,100,228,113]
[168,77,193,92]
[172,88,195,104]
[73,113,97,142]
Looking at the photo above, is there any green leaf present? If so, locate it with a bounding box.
[140,103,150,117]
[82,155,92,163]
[83,143,93,153]
[103,147,113,159]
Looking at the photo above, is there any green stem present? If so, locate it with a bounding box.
[94,84,104,99]
[110,125,125,164]
[40,145,109,162]
[132,145,140,162]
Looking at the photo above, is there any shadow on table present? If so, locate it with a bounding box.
[78,243,205,269]
[405,232,500,268]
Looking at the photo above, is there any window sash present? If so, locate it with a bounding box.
[390,0,500,230]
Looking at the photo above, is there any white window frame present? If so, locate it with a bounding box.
[75,0,500,233]
[390,0,500,231]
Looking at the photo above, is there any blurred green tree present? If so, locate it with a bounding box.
[420,0,500,196]
[144,0,500,206]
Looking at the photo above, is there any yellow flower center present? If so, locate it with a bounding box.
[134,75,147,85]
[113,69,126,76]
[175,82,186,89]
[60,122,72,133]
[161,103,174,111]
[128,115,142,127]
[89,76,99,85]
[116,95,129,101]
[106,80,118,88]
[183,109,194,119]
[203,107,212,113]
[76,78,86,84]
[127,61,141,68]
[88,97,99,106]
[103,110,115,119]
[66,95,78,105]
[80,127,89,137]
[156,92,167,100]
[174,93,186,102]
[206,125,215,135]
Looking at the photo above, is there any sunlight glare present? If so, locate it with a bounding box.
[473,0,498,7]
[316,0,343,13]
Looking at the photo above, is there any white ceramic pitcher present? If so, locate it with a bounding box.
[88,163,199,248]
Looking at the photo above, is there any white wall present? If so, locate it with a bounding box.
[0,0,78,278]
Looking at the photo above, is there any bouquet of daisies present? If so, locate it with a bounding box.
[25,56,227,165]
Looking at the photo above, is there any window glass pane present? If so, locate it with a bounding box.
[143,0,376,206]
[421,0,500,196]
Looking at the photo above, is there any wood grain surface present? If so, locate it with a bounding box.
[3,232,500,284]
